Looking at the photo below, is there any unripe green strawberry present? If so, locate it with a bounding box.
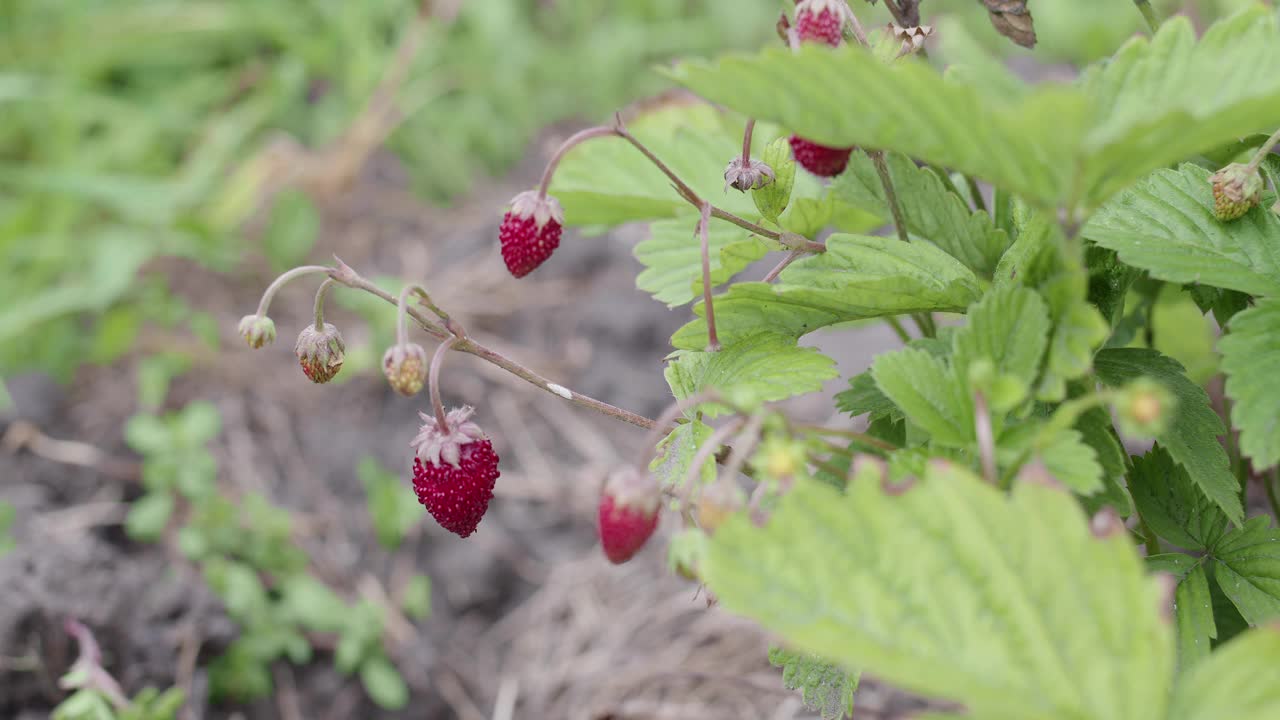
[1209,163,1264,221]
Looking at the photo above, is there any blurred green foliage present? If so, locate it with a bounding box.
[0,0,778,383]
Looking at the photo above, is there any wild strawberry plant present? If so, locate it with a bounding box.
[240,1,1280,717]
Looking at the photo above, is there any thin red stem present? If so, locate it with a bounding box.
[741,119,756,164]
[255,265,331,317]
[698,203,720,352]
[429,337,458,431]
[537,125,622,199]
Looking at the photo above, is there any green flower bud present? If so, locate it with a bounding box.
[237,314,276,349]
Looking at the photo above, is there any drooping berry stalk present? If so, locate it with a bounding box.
[428,336,459,432]
[325,261,658,429]
[1246,127,1280,174]
[536,125,623,200]
[254,265,333,319]
[696,202,720,352]
[869,150,910,243]
[312,278,336,331]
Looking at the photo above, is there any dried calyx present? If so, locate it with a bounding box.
[724,157,776,192]
[411,405,488,467]
[295,323,345,383]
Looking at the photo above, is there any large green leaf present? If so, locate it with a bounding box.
[702,463,1173,720]
[1094,348,1243,525]
[1212,517,1280,626]
[634,213,770,307]
[1145,554,1216,672]
[872,348,973,447]
[951,285,1050,390]
[833,151,1010,276]
[672,235,982,349]
[1169,627,1280,720]
[665,332,837,417]
[1085,165,1280,297]
[670,9,1280,210]
[1220,298,1280,470]
[1128,446,1229,552]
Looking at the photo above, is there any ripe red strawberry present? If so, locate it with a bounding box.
[789,135,854,177]
[794,0,845,47]
[410,407,501,538]
[499,190,564,278]
[598,467,661,564]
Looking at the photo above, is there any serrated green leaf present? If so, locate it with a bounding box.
[634,214,769,307]
[1129,446,1229,552]
[671,11,1280,210]
[835,372,901,421]
[769,646,857,720]
[1036,428,1103,494]
[651,420,715,491]
[673,235,981,350]
[1168,626,1280,720]
[702,464,1173,720]
[1095,348,1243,525]
[665,332,836,417]
[833,152,1010,276]
[1221,298,1280,470]
[1074,406,1131,516]
[1212,516,1280,626]
[1037,270,1109,402]
[1085,165,1280,297]
[753,135,795,221]
[1145,554,1216,671]
[872,348,972,447]
[952,285,1050,390]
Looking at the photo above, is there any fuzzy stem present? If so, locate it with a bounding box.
[632,390,724,470]
[1245,127,1280,174]
[698,203,720,352]
[1133,1,1161,33]
[328,262,657,430]
[428,337,458,431]
[870,150,910,243]
[763,249,804,283]
[615,121,782,241]
[886,316,912,344]
[254,265,332,317]
[975,392,998,485]
[842,2,870,46]
[312,278,336,331]
[64,620,130,711]
[741,118,756,164]
[536,125,622,199]
[710,207,784,240]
